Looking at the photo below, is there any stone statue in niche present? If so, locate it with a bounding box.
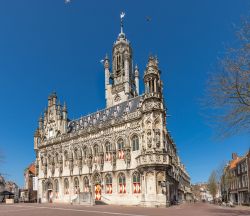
[44,166,47,176]
[112,151,116,169]
[87,154,93,169]
[147,130,152,148]
[154,129,161,148]
[125,149,131,167]
[100,153,104,171]
[59,165,63,175]
[51,165,55,176]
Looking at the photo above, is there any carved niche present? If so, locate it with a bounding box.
[147,130,152,148]
[154,129,161,148]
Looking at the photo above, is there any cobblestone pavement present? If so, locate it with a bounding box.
[0,202,249,216]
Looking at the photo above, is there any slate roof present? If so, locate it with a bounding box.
[68,96,142,133]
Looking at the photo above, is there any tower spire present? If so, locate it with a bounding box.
[120,12,125,34]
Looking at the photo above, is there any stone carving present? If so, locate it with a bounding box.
[156,155,161,162]
[114,94,121,102]
[149,155,153,162]
[87,154,93,172]
[147,130,152,148]
[112,151,116,170]
[125,149,131,168]
[144,101,161,111]
[100,153,104,171]
[154,129,161,148]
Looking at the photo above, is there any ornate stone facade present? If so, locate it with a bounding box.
[34,21,191,207]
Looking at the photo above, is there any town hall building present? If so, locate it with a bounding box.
[34,15,191,207]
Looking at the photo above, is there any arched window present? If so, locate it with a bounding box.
[74,177,79,194]
[105,174,112,194]
[118,173,126,194]
[83,176,89,192]
[64,178,69,194]
[105,142,112,161]
[132,135,139,151]
[117,139,125,159]
[132,172,141,193]
[93,144,99,163]
[54,179,59,198]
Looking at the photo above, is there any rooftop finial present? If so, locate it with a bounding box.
[120,12,125,34]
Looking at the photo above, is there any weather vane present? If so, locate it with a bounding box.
[120,12,125,33]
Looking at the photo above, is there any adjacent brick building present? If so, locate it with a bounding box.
[222,150,250,205]
[21,163,37,202]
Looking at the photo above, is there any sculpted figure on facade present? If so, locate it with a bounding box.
[147,130,152,148]
[154,129,161,148]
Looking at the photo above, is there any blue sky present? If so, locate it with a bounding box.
[0,0,249,187]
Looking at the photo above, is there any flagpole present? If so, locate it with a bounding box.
[120,12,125,34]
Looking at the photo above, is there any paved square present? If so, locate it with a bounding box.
[0,203,250,216]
